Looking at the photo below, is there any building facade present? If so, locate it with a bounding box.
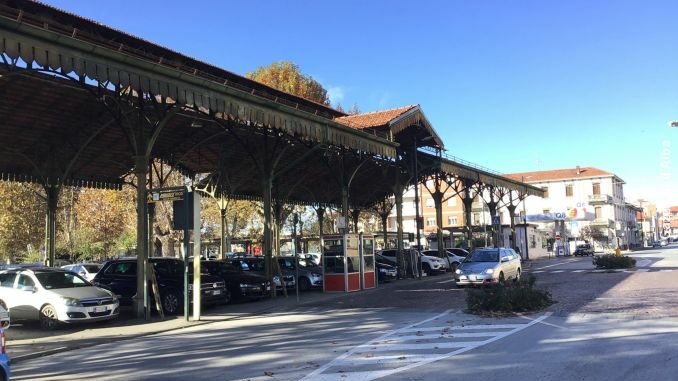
[506,167,640,250]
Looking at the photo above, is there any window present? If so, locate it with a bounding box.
[427,218,435,226]
[105,262,137,275]
[542,187,549,198]
[595,207,602,219]
[16,274,35,289]
[426,198,434,208]
[447,198,456,206]
[473,213,480,225]
[448,216,458,225]
[0,273,16,288]
[593,183,600,195]
[543,209,551,214]
[566,184,573,197]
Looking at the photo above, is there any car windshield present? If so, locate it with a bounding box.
[35,272,90,289]
[465,250,500,263]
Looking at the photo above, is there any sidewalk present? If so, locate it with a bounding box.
[8,277,444,363]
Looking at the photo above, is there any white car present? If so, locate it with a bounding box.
[0,268,119,330]
[420,254,445,274]
[61,263,102,282]
[421,249,469,272]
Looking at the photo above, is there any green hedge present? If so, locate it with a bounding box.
[593,254,636,269]
[465,275,554,314]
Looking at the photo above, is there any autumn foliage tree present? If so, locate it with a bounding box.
[246,61,330,106]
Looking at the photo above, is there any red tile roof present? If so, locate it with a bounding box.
[334,105,417,129]
[504,167,614,183]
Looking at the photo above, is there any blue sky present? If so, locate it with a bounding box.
[44,0,677,206]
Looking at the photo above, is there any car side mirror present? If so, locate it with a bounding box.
[501,257,509,263]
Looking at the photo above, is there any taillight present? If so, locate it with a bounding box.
[1,329,5,354]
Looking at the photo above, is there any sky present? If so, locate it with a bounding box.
[42,0,678,207]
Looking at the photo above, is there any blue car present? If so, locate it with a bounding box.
[0,306,10,381]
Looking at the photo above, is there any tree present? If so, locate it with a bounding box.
[0,182,45,263]
[348,102,361,115]
[246,61,330,105]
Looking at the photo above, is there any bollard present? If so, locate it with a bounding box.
[615,248,622,257]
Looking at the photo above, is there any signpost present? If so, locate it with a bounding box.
[147,186,198,322]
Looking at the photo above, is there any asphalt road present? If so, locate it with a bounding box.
[12,244,678,381]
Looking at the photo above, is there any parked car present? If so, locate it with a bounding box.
[231,257,296,290]
[574,243,594,256]
[275,257,323,291]
[198,261,269,301]
[0,267,119,329]
[419,253,446,274]
[93,258,227,315]
[376,261,397,282]
[61,263,102,282]
[376,249,422,276]
[0,329,8,381]
[421,249,467,272]
[455,248,522,287]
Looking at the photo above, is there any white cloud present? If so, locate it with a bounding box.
[327,86,345,105]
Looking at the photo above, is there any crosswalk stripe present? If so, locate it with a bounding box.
[399,323,525,333]
[333,354,441,366]
[387,331,510,342]
[635,268,650,272]
[353,341,486,353]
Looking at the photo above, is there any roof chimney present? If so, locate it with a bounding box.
[576,165,581,175]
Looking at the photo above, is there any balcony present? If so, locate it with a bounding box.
[590,218,614,228]
[588,194,613,205]
[471,201,486,212]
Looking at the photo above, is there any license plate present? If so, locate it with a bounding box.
[469,275,476,281]
[212,290,221,296]
[92,306,107,313]
[266,286,271,291]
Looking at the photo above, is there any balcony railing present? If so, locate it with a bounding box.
[590,218,614,227]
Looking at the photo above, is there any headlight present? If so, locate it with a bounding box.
[273,276,280,281]
[110,293,118,303]
[485,268,494,274]
[455,269,462,274]
[61,297,81,307]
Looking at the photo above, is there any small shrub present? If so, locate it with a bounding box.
[465,275,554,314]
[593,254,636,269]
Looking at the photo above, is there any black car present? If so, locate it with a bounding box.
[574,244,594,256]
[93,258,227,315]
[376,261,397,282]
[200,260,269,301]
[232,257,296,289]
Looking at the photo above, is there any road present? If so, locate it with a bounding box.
[12,244,678,381]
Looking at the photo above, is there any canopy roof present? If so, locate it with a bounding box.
[0,0,541,205]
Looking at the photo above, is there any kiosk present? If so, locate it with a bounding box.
[323,233,376,292]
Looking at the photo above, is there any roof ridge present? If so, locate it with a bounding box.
[335,104,418,119]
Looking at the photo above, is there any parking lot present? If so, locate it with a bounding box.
[8,244,678,373]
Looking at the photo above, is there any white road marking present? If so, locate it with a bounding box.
[398,323,525,333]
[572,270,586,273]
[659,269,673,272]
[533,258,580,270]
[551,270,565,273]
[301,312,550,381]
[635,268,650,272]
[531,270,545,273]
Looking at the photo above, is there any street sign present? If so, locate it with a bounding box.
[148,187,186,203]
[556,233,561,241]
[492,216,501,226]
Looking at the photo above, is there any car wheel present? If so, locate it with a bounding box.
[451,262,460,273]
[161,290,181,315]
[40,304,59,330]
[0,300,7,311]
[422,263,431,275]
[514,269,521,283]
[222,289,232,305]
[299,277,312,291]
[498,272,505,284]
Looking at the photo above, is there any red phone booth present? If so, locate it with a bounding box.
[323,234,376,293]
[361,234,376,290]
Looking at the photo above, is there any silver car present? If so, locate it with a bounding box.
[455,248,522,287]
